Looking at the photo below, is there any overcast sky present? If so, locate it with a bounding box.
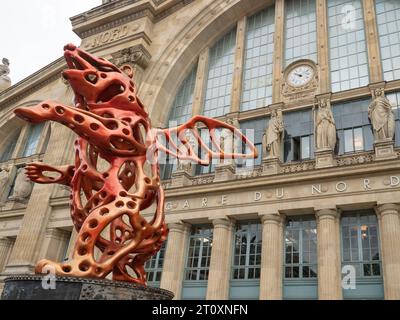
[1,0,101,84]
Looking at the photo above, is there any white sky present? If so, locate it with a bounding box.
[1,0,101,84]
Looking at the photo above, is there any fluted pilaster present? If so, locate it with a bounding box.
[206,218,234,300]
[316,208,342,300]
[160,222,191,300]
[375,203,400,300]
[259,214,283,300]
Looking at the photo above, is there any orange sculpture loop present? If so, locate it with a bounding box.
[14,44,257,285]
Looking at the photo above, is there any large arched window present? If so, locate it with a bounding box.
[0,129,20,162]
[241,6,275,111]
[22,123,45,157]
[203,28,236,118]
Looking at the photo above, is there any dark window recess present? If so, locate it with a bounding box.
[283,109,314,162]
[332,98,373,155]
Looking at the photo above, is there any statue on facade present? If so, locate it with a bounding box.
[220,118,240,164]
[262,109,284,159]
[0,58,11,92]
[368,88,395,141]
[176,129,197,172]
[13,44,258,285]
[315,99,336,150]
[9,167,33,201]
[0,167,10,197]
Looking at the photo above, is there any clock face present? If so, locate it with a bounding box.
[287,65,314,87]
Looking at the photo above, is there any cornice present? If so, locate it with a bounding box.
[71,0,195,39]
[0,58,65,111]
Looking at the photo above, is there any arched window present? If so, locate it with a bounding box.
[203,28,236,117]
[22,123,45,157]
[0,130,20,162]
[241,6,275,111]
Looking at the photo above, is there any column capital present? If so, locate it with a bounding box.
[210,218,234,228]
[375,203,400,217]
[167,222,191,233]
[315,208,340,220]
[260,214,283,224]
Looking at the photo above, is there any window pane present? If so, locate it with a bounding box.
[328,0,369,92]
[145,241,167,284]
[285,0,317,66]
[203,28,236,117]
[241,5,275,111]
[301,136,310,159]
[344,129,354,153]
[22,123,44,157]
[353,127,364,151]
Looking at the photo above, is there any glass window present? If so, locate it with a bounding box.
[301,136,311,160]
[203,28,236,118]
[341,211,381,277]
[241,5,275,111]
[232,221,262,280]
[283,109,314,162]
[160,64,198,180]
[284,216,317,279]
[343,127,364,153]
[332,98,373,154]
[22,123,44,157]
[184,226,213,281]
[239,118,266,167]
[0,130,20,162]
[328,0,369,92]
[145,241,167,283]
[284,0,317,66]
[167,64,198,126]
[375,0,400,81]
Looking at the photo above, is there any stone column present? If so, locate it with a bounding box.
[272,0,285,103]
[191,48,210,116]
[375,204,400,300]
[315,208,342,300]
[0,237,14,273]
[65,229,78,260]
[3,123,76,275]
[38,229,71,264]
[316,0,330,93]
[160,222,191,300]
[259,214,284,300]
[206,218,234,300]
[230,17,246,113]
[363,0,383,82]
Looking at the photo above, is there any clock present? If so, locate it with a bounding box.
[287,65,314,87]
[281,59,319,103]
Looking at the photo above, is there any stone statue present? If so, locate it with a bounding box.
[315,99,337,150]
[220,118,239,163]
[262,109,284,159]
[9,167,33,201]
[0,58,11,92]
[0,167,10,197]
[368,88,395,141]
[177,129,196,172]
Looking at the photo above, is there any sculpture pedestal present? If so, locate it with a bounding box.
[214,163,236,182]
[262,157,280,176]
[374,139,397,161]
[315,148,334,169]
[1,275,174,300]
[171,169,192,187]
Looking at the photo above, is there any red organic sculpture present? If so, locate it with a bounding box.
[14,44,257,285]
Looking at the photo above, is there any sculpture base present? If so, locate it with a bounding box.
[1,275,174,300]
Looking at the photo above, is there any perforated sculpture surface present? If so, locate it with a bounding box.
[14,44,257,285]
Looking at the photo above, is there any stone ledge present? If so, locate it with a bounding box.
[1,274,174,300]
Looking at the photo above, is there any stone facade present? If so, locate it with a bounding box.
[1,0,400,300]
